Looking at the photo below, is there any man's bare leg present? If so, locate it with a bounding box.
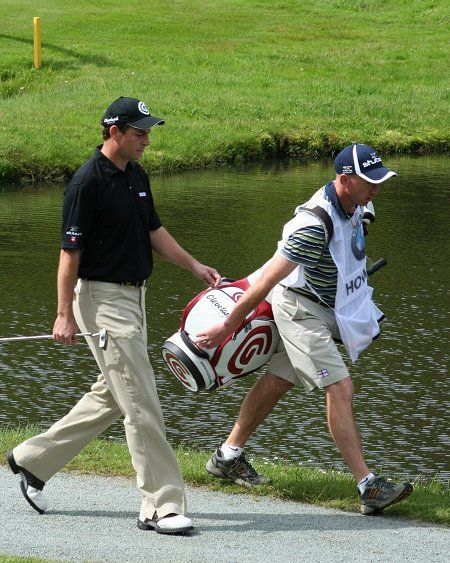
[324,377,370,482]
[225,372,293,448]
[206,372,292,486]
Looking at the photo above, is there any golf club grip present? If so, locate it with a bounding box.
[367,258,387,276]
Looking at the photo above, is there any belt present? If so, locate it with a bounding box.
[283,286,326,307]
[81,279,146,288]
[119,280,146,287]
[302,292,322,305]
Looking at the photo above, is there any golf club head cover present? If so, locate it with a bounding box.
[362,202,375,236]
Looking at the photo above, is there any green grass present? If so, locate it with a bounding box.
[1,425,448,527]
[0,558,56,563]
[0,558,58,563]
[0,0,449,184]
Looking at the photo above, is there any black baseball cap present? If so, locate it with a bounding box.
[334,143,396,184]
[101,97,165,130]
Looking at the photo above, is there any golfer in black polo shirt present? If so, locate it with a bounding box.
[7,97,220,535]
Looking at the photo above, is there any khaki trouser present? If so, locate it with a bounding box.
[13,279,186,519]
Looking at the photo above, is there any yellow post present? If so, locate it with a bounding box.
[33,17,42,69]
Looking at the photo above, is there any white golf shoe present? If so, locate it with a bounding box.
[7,450,48,513]
[137,512,194,534]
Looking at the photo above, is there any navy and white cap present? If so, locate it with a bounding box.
[101,97,165,130]
[334,143,396,184]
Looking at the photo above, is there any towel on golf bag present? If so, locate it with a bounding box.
[161,277,280,392]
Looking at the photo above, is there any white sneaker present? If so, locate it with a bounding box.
[137,512,194,534]
[7,450,48,513]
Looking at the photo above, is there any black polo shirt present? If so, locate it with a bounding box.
[61,146,162,282]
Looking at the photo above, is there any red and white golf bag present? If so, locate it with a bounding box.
[161,277,280,392]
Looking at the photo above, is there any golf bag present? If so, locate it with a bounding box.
[161,277,280,392]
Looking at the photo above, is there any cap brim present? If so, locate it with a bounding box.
[127,116,165,130]
[357,167,397,184]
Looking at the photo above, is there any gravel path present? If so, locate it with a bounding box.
[1,466,448,562]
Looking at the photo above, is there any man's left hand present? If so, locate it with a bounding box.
[193,264,221,287]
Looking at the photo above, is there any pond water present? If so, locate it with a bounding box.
[0,155,448,483]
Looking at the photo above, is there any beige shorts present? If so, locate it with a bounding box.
[266,285,350,392]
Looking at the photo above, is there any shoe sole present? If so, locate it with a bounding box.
[137,519,194,535]
[7,450,46,514]
[360,484,413,515]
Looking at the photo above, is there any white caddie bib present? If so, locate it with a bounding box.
[328,209,383,362]
[250,186,383,362]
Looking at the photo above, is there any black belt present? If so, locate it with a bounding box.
[82,279,146,288]
[119,280,146,287]
[283,286,326,306]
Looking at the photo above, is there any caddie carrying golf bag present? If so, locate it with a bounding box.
[161,277,280,392]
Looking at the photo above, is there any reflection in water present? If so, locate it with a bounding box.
[0,156,448,482]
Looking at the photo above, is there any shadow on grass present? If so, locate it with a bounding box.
[0,33,113,68]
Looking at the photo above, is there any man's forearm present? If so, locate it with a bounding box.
[56,249,80,317]
[150,227,197,271]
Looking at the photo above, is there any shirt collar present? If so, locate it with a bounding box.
[94,145,129,177]
[325,181,354,220]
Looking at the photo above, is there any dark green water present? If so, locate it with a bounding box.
[0,155,448,482]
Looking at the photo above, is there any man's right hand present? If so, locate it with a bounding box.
[194,321,232,350]
[53,314,80,346]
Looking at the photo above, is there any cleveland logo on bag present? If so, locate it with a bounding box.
[161,278,280,392]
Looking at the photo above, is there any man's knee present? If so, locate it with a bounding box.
[325,376,354,403]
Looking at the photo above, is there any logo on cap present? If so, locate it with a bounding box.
[138,101,150,116]
[103,116,119,125]
[362,152,382,169]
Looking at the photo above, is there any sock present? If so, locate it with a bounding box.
[220,443,243,460]
[358,472,375,494]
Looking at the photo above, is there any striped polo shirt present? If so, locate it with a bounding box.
[279,182,352,308]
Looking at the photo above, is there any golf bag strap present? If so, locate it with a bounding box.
[301,205,334,250]
[180,329,209,359]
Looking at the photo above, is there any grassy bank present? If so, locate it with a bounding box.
[1,0,449,184]
[0,558,52,563]
[1,426,448,527]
